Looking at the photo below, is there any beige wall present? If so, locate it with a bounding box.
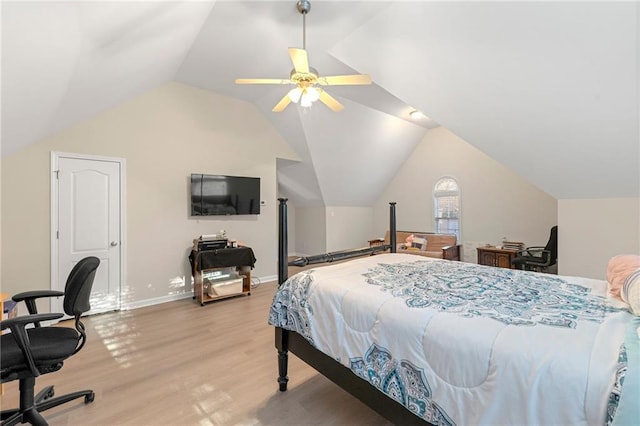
[285,204,373,257]
[293,206,327,257]
[325,206,374,252]
[558,198,640,279]
[1,82,297,307]
[374,127,558,263]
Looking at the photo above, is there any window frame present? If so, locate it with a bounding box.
[433,176,461,240]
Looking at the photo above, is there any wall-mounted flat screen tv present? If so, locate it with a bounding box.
[190,174,260,216]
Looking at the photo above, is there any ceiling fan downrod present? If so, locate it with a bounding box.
[297,0,311,50]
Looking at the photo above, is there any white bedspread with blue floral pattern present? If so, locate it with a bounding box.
[269,254,636,425]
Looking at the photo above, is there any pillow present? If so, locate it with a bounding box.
[621,270,640,316]
[411,235,428,251]
[400,234,414,250]
[606,255,640,299]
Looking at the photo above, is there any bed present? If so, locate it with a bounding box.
[269,199,639,425]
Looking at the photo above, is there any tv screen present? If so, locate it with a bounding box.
[190,174,260,216]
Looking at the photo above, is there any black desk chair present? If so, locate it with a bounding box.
[1,256,100,426]
[512,226,558,273]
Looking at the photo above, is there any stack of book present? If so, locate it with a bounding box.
[502,241,525,251]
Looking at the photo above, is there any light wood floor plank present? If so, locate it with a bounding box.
[0,280,392,425]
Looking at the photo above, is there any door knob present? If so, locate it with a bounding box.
[110,241,118,247]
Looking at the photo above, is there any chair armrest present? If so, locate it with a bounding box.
[1,313,64,377]
[442,244,461,261]
[13,290,65,302]
[12,290,65,315]
[1,313,63,331]
[516,246,545,257]
[515,247,551,266]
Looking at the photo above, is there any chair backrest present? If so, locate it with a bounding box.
[544,226,558,265]
[63,256,100,317]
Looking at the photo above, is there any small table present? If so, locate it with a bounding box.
[368,238,386,248]
[477,246,519,269]
[189,247,256,306]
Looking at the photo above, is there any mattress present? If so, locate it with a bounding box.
[269,254,637,425]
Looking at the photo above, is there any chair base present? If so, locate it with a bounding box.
[525,265,549,273]
[1,378,94,426]
[520,263,557,274]
[512,258,556,274]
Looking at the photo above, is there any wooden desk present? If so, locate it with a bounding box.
[477,246,518,269]
[0,293,8,318]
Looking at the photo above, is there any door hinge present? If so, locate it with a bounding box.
[54,170,60,179]
[56,231,59,239]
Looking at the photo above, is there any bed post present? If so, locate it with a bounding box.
[278,198,289,285]
[276,198,289,392]
[276,327,289,391]
[390,202,397,253]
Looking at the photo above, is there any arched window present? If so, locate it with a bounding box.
[434,177,460,239]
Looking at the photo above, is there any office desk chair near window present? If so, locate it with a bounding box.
[511,226,558,273]
[1,256,100,426]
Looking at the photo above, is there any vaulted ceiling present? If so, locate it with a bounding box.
[2,1,638,207]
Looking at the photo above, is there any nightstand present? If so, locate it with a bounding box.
[477,246,518,269]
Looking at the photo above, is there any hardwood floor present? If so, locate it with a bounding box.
[0,278,392,425]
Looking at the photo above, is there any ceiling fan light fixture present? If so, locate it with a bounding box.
[300,96,313,108]
[288,87,303,103]
[290,86,320,108]
[306,86,320,102]
[300,86,320,107]
[235,0,371,112]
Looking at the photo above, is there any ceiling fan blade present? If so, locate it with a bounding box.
[272,93,292,112]
[235,78,290,85]
[288,48,309,74]
[318,91,344,112]
[318,74,372,86]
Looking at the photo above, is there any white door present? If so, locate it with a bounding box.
[52,153,124,315]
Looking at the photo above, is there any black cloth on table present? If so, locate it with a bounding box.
[189,247,256,276]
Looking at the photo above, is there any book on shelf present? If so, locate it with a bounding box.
[502,241,524,250]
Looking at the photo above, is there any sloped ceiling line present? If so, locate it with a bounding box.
[3,1,638,205]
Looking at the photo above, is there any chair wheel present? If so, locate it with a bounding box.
[85,392,95,404]
[44,387,55,400]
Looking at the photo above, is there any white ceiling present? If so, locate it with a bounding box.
[2,1,638,207]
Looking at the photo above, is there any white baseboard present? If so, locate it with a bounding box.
[120,274,278,311]
[288,252,308,257]
[254,274,277,285]
[121,292,193,311]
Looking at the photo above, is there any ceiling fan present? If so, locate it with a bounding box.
[235,0,372,112]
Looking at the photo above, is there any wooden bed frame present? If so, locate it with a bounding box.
[274,198,432,425]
